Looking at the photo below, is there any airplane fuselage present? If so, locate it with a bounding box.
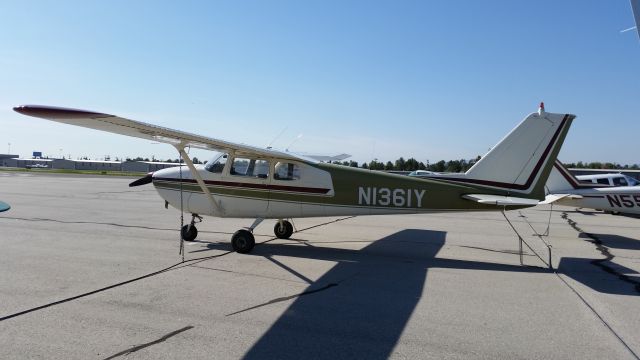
[553,187,640,215]
[151,162,521,219]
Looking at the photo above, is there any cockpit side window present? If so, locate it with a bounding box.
[596,178,609,185]
[274,162,301,181]
[613,176,628,186]
[205,153,228,173]
[230,157,270,178]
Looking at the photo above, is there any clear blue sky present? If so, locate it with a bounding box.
[1,1,639,165]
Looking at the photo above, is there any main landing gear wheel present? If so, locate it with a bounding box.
[274,220,294,239]
[232,229,255,253]
[181,224,198,242]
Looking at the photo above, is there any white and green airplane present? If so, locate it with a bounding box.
[14,104,575,253]
[542,160,640,215]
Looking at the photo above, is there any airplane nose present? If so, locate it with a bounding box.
[129,172,154,187]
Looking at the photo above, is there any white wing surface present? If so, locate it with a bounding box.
[305,153,351,162]
[14,105,314,162]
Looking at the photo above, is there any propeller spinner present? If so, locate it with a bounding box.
[129,172,153,187]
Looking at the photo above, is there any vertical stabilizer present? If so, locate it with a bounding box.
[456,106,574,199]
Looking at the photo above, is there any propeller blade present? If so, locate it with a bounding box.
[129,172,153,187]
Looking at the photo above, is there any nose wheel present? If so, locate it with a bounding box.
[181,214,202,242]
[274,220,294,239]
[181,224,198,242]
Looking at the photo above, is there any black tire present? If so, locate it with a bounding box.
[232,229,255,253]
[274,220,294,239]
[181,224,198,242]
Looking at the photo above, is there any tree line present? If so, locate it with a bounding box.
[91,156,640,171]
[334,158,640,172]
[333,156,482,172]
[125,156,203,164]
[562,161,640,170]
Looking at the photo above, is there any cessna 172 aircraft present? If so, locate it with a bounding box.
[543,160,640,215]
[0,201,9,213]
[14,103,574,253]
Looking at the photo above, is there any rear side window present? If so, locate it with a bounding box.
[274,162,300,181]
[597,178,609,185]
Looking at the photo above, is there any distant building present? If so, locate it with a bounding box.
[51,159,75,169]
[0,154,19,167]
[4,158,53,168]
[121,161,181,173]
[70,159,122,171]
[0,157,187,172]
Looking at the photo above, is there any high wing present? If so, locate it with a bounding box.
[305,153,351,162]
[13,105,319,163]
[631,0,640,40]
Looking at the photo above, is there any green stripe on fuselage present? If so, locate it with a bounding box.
[314,163,516,211]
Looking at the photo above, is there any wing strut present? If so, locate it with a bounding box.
[174,144,224,216]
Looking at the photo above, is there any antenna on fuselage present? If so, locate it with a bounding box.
[285,134,303,152]
[267,127,288,150]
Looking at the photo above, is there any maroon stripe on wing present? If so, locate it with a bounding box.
[13,105,114,119]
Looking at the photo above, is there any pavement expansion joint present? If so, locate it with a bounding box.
[102,326,194,360]
[561,212,640,294]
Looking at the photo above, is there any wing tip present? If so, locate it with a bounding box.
[13,105,113,119]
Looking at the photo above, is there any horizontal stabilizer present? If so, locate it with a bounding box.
[462,194,540,206]
[539,193,583,205]
[434,106,575,202]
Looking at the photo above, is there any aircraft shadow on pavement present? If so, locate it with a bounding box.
[578,233,640,251]
[557,257,639,296]
[558,208,640,219]
[225,229,548,360]
[557,231,640,296]
[618,213,640,219]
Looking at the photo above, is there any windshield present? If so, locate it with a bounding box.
[626,176,639,186]
[205,152,228,173]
